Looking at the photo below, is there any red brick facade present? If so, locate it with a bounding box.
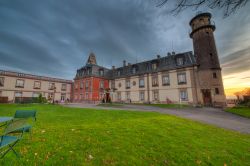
[73,77,109,102]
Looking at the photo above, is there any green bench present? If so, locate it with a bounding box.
[0,119,27,158]
[13,110,37,134]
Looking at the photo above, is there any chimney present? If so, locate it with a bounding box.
[112,66,115,70]
[123,60,126,67]
[172,51,175,55]
[157,55,161,59]
[167,52,171,56]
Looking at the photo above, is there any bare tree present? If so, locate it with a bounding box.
[156,0,249,17]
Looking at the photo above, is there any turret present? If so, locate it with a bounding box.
[190,12,220,70]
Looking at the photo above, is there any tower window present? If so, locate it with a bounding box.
[215,88,219,95]
[213,72,217,78]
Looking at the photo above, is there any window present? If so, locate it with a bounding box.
[117,70,121,76]
[100,80,104,89]
[139,77,145,88]
[85,80,89,89]
[177,73,187,84]
[126,92,130,100]
[61,93,66,101]
[48,82,55,90]
[126,79,130,89]
[132,67,137,74]
[34,81,41,89]
[99,69,104,76]
[32,92,40,98]
[152,74,158,87]
[162,74,170,86]
[0,77,4,87]
[87,68,91,75]
[118,83,122,88]
[85,92,89,99]
[80,81,83,89]
[215,88,219,95]
[61,84,67,91]
[117,92,121,101]
[15,91,22,97]
[213,72,217,78]
[153,90,159,101]
[111,80,115,89]
[16,79,24,88]
[74,83,78,89]
[152,63,157,70]
[179,90,188,101]
[80,94,84,100]
[0,91,2,97]
[139,91,144,101]
[176,57,184,66]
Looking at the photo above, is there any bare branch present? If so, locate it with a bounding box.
[156,0,249,17]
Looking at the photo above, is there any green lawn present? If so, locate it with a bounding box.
[0,104,249,165]
[226,107,250,118]
[144,103,190,109]
[97,103,124,107]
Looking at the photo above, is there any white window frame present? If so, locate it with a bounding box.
[179,90,188,101]
[139,78,144,87]
[162,74,170,85]
[16,79,25,88]
[0,77,4,87]
[126,91,130,100]
[139,91,145,101]
[49,82,55,90]
[34,81,41,89]
[177,73,187,84]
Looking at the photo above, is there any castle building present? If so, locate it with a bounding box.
[0,12,226,107]
[0,70,72,103]
[73,12,226,107]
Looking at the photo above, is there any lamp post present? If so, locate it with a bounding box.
[53,86,56,104]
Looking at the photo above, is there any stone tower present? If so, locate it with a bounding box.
[87,52,97,65]
[190,12,226,107]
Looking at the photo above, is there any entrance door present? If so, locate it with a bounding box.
[201,89,212,106]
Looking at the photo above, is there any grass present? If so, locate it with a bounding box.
[97,103,124,107]
[226,106,250,118]
[143,103,190,109]
[0,104,249,165]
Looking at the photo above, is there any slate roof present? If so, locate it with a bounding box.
[75,51,196,80]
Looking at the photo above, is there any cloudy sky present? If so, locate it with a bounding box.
[0,0,250,96]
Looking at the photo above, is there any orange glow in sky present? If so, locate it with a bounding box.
[223,70,250,98]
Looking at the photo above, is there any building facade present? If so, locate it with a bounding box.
[74,53,110,102]
[0,70,72,103]
[73,12,226,107]
[0,12,226,107]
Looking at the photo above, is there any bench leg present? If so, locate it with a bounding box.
[0,141,20,159]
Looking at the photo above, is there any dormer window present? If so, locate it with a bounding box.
[99,69,104,76]
[117,70,121,76]
[132,66,137,74]
[152,63,157,70]
[176,57,184,66]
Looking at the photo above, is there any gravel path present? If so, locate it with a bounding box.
[64,103,250,134]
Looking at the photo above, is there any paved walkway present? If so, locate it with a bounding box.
[65,103,250,134]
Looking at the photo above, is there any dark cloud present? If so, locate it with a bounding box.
[0,0,250,79]
[221,46,250,75]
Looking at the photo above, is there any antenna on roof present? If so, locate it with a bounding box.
[172,40,174,52]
